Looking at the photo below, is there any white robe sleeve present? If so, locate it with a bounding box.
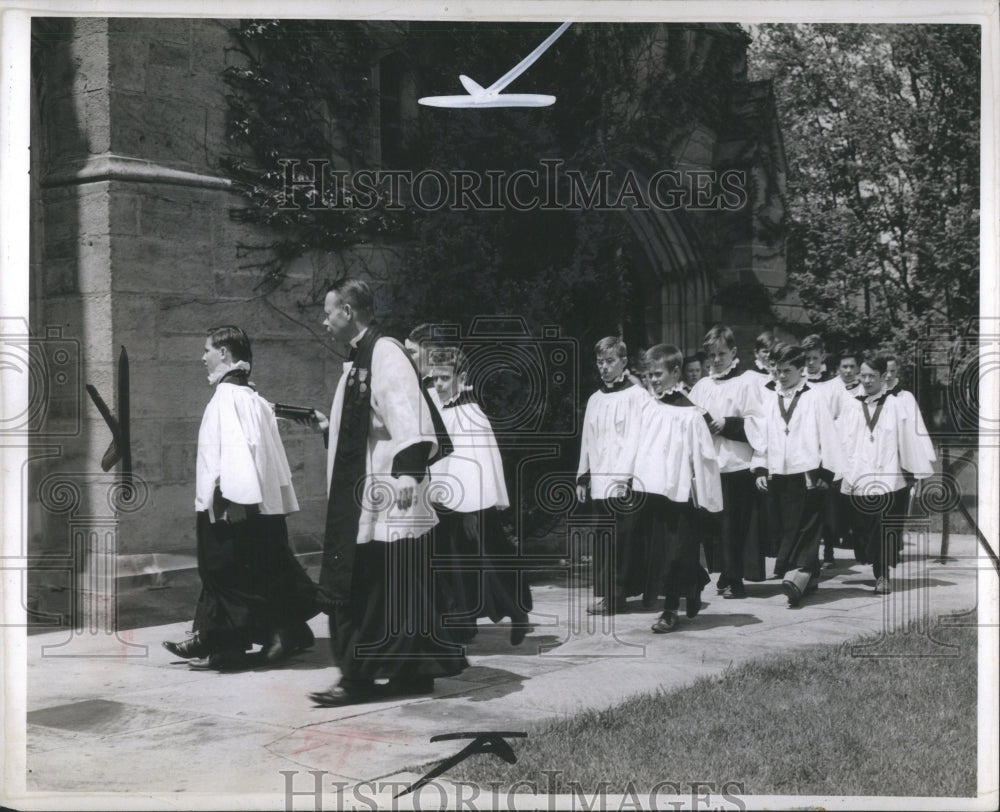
[897,399,936,479]
[577,397,596,483]
[371,338,438,465]
[690,413,723,513]
[216,390,264,507]
[813,392,846,481]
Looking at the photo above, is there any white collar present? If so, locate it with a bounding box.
[656,383,686,397]
[777,378,808,398]
[709,357,739,380]
[208,359,251,386]
[863,386,886,403]
[349,327,368,348]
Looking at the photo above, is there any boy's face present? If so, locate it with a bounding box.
[755,346,770,364]
[404,339,430,375]
[596,352,627,385]
[705,341,735,375]
[432,366,463,402]
[859,362,884,396]
[838,356,859,383]
[805,348,824,375]
[202,338,226,378]
[775,361,803,392]
[647,358,679,396]
[885,359,899,388]
[682,360,701,386]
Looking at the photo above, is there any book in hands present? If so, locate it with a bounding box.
[274,403,317,423]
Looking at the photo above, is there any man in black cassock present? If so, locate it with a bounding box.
[308,279,467,707]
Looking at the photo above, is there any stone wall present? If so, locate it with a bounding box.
[30,18,336,628]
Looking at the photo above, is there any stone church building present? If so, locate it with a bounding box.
[27,18,791,632]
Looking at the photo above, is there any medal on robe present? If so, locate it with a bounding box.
[862,397,885,444]
[778,388,803,437]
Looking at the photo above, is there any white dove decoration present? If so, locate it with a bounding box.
[419,21,572,109]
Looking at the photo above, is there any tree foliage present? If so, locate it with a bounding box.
[748,24,980,364]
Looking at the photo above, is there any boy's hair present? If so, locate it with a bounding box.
[860,352,888,376]
[645,344,683,372]
[407,322,436,344]
[428,345,469,378]
[801,333,826,353]
[755,330,775,352]
[702,325,737,351]
[595,336,627,360]
[694,350,707,364]
[206,325,252,365]
[883,352,898,366]
[328,277,374,321]
[837,347,860,366]
[771,342,806,369]
[682,354,701,370]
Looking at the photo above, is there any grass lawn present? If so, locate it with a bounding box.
[446,612,979,798]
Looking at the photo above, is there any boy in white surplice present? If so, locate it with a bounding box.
[162,326,318,670]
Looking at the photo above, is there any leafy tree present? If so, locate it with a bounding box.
[748,24,980,376]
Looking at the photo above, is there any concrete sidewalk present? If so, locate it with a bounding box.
[17,533,985,806]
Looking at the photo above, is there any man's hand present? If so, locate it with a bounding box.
[576,484,588,503]
[709,416,726,435]
[755,475,768,493]
[311,410,330,432]
[395,475,417,511]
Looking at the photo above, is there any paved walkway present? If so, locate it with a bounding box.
[13,533,987,808]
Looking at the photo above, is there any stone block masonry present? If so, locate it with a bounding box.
[29,18,335,629]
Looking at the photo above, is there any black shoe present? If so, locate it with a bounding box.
[716,574,730,594]
[264,623,315,663]
[509,616,531,645]
[586,596,626,615]
[651,611,678,633]
[727,581,746,599]
[308,682,377,707]
[782,580,802,608]
[162,634,208,660]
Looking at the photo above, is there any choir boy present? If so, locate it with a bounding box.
[576,336,651,613]
[751,343,843,606]
[163,326,319,670]
[429,348,532,644]
[681,355,703,394]
[840,354,936,594]
[688,325,766,597]
[632,345,722,632]
[802,334,839,566]
[753,331,776,376]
